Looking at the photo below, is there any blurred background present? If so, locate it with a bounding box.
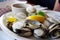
[0,0,27,8]
[0,0,27,16]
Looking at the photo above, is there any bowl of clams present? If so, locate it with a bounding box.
[0,5,60,40]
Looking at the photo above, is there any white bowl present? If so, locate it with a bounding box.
[0,12,35,40]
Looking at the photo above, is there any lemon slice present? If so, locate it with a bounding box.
[7,16,17,22]
[26,15,45,23]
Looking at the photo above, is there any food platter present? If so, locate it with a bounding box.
[0,10,60,40]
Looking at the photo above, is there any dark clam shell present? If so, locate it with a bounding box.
[49,23,60,39]
[15,27,32,37]
[50,29,60,39]
[6,22,13,31]
[49,23,60,32]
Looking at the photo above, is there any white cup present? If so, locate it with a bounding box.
[11,3,31,15]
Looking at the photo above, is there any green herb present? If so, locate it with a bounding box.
[37,11,45,16]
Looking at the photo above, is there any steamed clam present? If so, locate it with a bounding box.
[50,29,60,39]
[34,29,45,38]
[43,18,57,29]
[33,27,48,38]
[6,22,13,31]
[12,20,32,37]
[16,27,32,37]
[49,23,60,38]
[12,20,26,32]
[26,6,36,16]
[25,19,47,29]
[25,20,42,29]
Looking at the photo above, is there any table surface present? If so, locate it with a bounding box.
[0,30,15,40]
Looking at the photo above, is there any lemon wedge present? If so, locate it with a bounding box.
[7,16,17,22]
[26,15,45,23]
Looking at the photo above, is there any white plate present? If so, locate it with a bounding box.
[0,10,60,40]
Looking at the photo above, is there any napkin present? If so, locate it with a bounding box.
[0,8,11,16]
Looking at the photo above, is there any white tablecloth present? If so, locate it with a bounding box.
[0,31,15,40]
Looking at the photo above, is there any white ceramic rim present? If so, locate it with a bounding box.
[11,3,32,8]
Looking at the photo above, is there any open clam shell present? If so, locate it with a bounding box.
[34,28,49,39]
[12,20,26,32]
[25,20,42,29]
[49,23,60,38]
[34,29,44,38]
[26,6,36,16]
[43,17,58,29]
[49,23,60,32]
[50,29,60,39]
[15,27,32,37]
